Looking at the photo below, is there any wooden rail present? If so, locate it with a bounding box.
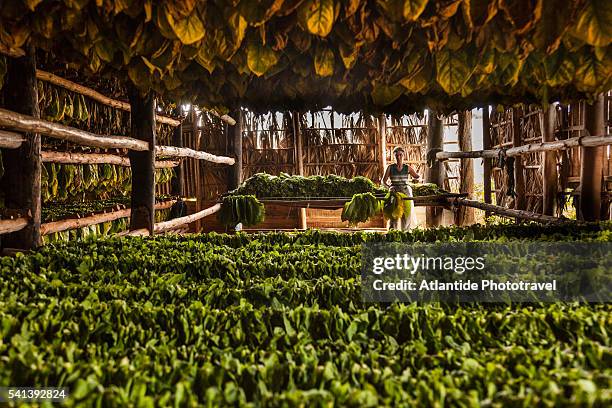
[0,108,235,163]
[0,218,29,235]
[41,151,179,168]
[436,134,612,160]
[0,130,24,148]
[36,70,181,127]
[127,203,221,235]
[447,198,564,223]
[40,200,176,235]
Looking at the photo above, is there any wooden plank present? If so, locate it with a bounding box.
[0,45,42,249]
[128,87,156,234]
[292,111,307,230]
[378,114,387,181]
[36,70,180,126]
[232,109,243,188]
[513,107,526,210]
[171,108,185,197]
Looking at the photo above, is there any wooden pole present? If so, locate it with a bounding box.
[542,104,558,216]
[378,113,387,181]
[0,130,24,148]
[231,108,243,189]
[426,110,444,227]
[0,107,149,150]
[579,93,605,221]
[482,106,493,218]
[292,111,307,230]
[170,108,185,197]
[128,87,156,234]
[449,198,563,223]
[40,200,176,235]
[154,145,235,164]
[41,150,178,168]
[127,203,221,236]
[455,110,475,225]
[512,106,526,211]
[36,70,180,126]
[0,218,29,235]
[0,46,42,249]
[434,134,612,159]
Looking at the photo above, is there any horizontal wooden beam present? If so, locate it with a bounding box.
[0,107,149,150]
[0,218,29,235]
[448,198,564,223]
[36,70,180,127]
[206,109,236,126]
[0,130,25,148]
[40,200,176,235]
[127,203,221,235]
[41,150,179,168]
[155,145,235,165]
[436,134,612,161]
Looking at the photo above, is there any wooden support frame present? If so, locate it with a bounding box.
[482,106,493,218]
[292,110,307,230]
[512,107,526,210]
[426,111,444,227]
[0,46,42,249]
[378,113,387,179]
[128,87,156,234]
[0,218,30,235]
[231,108,243,189]
[579,93,605,221]
[0,130,24,148]
[455,110,474,225]
[127,203,221,236]
[155,145,235,164]
[542,104,558,216]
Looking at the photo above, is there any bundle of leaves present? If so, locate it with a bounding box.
[383,191,413,220]
[217,195,265,227]
[341,192,382,225]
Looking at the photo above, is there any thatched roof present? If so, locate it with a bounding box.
[1,0,610,113]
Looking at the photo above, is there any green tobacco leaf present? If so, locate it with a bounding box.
[371,83,404,105]
[435,49,473,94]
[247,43,279,76]
[314,46,335,76]
[300,0,337,37]
[403,0,429,21]
[571,0,612,46]
[167,9,205,45]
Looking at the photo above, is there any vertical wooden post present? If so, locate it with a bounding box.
[512,106,526,211]
[170,108,184,197]
[231,108,243,189]
[292,110,307,229]
[455,110,474,225]
[579,93,605,221]
[542,104,558,216]
[426,110,444,227]
[482,106,492,218]
[378,113,387,181]
[128,86,156,234]
[0,45,41,249]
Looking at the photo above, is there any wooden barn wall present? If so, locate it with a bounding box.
[488,94,612,218]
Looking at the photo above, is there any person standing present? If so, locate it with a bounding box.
[382,146,420,230]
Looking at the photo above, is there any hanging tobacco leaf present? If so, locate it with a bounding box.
[371,82,404,105]
[166,8,205,45]
[314,45,335,76]
[570,0,612,46]
[246,42,279,76]
[435,48,473,94]
[299,0,337,37]
[403,0,429,21]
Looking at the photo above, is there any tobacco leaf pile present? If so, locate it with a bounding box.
[0,1,610,113]
[0,223,610,406]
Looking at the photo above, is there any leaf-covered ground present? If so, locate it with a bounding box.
[0,224,611,406]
